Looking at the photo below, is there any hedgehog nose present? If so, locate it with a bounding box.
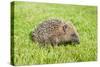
[72,38,80,44]
[75,38,80,44]
[77,40,80,44]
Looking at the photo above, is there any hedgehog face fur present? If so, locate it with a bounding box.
[61,21,80,44]
[32,19,80,46]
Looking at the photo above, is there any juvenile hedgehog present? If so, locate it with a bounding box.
[32,19,80,46]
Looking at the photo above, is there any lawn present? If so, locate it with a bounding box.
[11,1,97,65]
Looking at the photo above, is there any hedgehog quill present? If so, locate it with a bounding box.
[32,19,80,46]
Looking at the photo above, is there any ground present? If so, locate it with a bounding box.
[11,2,97,65]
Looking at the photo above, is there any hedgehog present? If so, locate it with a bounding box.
[32,19,80,46]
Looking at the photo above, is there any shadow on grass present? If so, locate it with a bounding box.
[29,31,34,42]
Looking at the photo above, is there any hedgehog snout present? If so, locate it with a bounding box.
[71,33,80,44]
[72,38,80,44]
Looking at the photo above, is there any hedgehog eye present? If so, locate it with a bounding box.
[63,25,67,32]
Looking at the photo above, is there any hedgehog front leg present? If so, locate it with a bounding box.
[50,37,59,46]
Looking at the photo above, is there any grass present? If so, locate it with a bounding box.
[11,1,97,65]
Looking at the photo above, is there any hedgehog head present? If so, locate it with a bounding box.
[62,21,80,44]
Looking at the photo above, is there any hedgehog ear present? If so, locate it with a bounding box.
[63,24,67,32]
